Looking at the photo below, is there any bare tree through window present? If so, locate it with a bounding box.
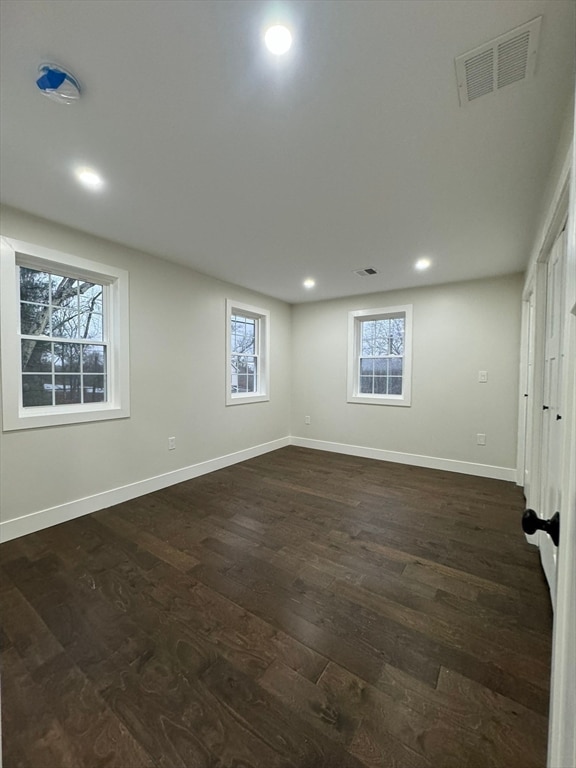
[230,314,257,393]
[359,315,405,396]
[20,267,107,407]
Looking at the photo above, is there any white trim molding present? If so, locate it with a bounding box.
[347,304,413,407]
[1,236,130,431]
[291,436,516,482]
[225,299,270,406]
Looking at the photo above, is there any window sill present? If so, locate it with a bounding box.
[226,393,269,406]
[347,394,411,407]
[3,402,130,431]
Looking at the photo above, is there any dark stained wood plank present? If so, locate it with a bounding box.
[201,656,367,768]
[101,635,291,768]
[31,651,158,767]
[436,666,548,767]
[94,512,201,572]
[1,647,79,768]
[333,578,551,690]
[191,560,393,685]
[0,585,64,669]
[318,660,540,768]
[259,660,361,745]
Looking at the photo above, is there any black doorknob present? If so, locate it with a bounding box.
[522,509,560,547]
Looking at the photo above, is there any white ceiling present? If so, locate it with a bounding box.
[1,0,574,304]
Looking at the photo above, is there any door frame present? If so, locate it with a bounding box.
[547,135,576,768]
[519,135,575,767]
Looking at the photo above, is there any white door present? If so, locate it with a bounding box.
[538,229,567,605]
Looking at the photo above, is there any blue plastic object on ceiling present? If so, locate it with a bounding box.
[36,64,81,104]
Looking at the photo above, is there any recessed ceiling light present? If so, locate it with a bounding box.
[415,257,432,271]
[74,166,105,191]
[265,25,293,55]
[303,278,315,289]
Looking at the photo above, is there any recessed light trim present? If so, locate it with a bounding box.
[303,278,315,289]
[265,25,293,55]
[415,257,432,271]
[74,166,105,191]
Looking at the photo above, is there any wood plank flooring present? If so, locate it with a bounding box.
[0,446,553,767]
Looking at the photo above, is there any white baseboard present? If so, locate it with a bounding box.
[0,434,516,542]
[290,436,516,482]
[0,436,290,543]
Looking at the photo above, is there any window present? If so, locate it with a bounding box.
[347,305,413,406]
[1,237,130,430]
[226,299,269,405]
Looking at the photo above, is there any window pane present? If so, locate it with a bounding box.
[83,375,106,402]
[246,375,256,393]
[52,306,79,338]
[20,268,50,304]
[231,315,255,354]
[389,358,403,375]
[83,345,106,373]
[51,276,78,308]
[79,283,103,315]
[360,376,373,394]
[54,375,81,404]
[79,311,103,340]
[237,374,248,392]
[22,374,53,407]
[235,355,256,374]
[374,376,388,394]
[373,358,388,375]
[54,343,81,372]
[361,320,375,355]
[390,318,405,355]
[360,358,374,375]
[362,318,397,356]
[388,377,403,395]
[21,340,52,373]
[373,319,391,356]
[20,302,50,335]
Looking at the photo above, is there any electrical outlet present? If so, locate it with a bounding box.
[304,416,311,425]
[168,436,176,450]
[478,370,488,383]
[477,433,486,446]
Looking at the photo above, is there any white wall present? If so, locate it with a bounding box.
[0,206,292,531]
[291,274,523,474]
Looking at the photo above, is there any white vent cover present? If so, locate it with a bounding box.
[455,17,541,106]
[353,267,379,277]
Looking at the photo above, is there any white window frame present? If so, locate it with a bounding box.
[347,304,413,407]
[226,299,270,406]
[1,236,130,431]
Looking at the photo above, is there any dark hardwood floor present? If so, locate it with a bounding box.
[1,446,553,767]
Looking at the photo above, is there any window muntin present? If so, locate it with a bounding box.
[226,300,269,405]
[348,305,412,406]
[1,237,130,430]
[20,266,108,407]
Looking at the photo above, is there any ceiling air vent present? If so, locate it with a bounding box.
[455,17,541,106]
[353,267,379,277]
